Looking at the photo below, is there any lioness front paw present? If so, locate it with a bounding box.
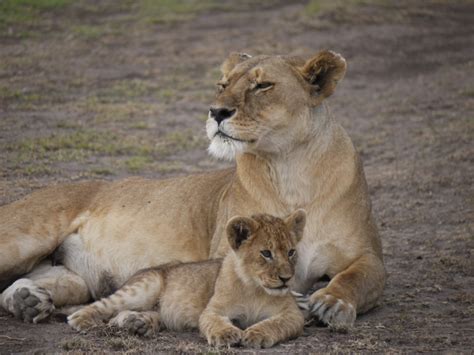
[206,326,243,347]
[242,327,275,348]
[309,288,356,331]
[1,279,54,323]
[68,308,101,332]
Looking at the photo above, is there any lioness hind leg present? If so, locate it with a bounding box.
[0,181,107,281]
[109,310,161,337]
[0,261,90,323]
[1,279,53,323]
[68,269,164,332]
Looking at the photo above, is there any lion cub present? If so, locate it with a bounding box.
[68,210,306,348]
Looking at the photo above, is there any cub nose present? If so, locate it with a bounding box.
[279,276,291,284]
[209,107,236,125]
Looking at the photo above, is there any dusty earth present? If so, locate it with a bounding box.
[0,0,473,353]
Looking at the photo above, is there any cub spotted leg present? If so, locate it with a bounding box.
[199,310,243,347]
[1,261,90,323]
[308,253,385,330]
[241,306,304,348]
[109,310,161,337]
[68,269,164,332]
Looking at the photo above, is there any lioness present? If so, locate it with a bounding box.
[68,211,306,348]
[0,50,385,329]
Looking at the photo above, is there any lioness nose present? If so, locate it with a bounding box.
[279,276,291,284]
[209,107,236,125]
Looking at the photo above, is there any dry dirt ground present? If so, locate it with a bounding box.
[0,0,473,353]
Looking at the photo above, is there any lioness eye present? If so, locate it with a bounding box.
[288,249,296,257]
[255,82,273,91]
[216,82,227,92]
[260,250,272,259]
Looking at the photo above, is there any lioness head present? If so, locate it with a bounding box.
[207,50,347,160]
[226,209,306,296]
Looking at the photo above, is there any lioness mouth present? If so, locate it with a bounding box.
[216,131,254,143]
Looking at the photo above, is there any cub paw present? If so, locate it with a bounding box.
[309,288,356,331]
[242,328,275,348]
[68,308,101,332]
[110,311,159,337]
[1,279,54,323]
[206,326,243,347]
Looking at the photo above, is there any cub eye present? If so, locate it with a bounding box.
[260,250,272,259]
[288,249,296,258]
[254,82,273,91]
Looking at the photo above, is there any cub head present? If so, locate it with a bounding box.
[226,209,306,296]
[207,50,347,160]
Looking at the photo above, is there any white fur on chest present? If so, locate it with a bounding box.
[270,157,315,208]
[292,216,337,293]
[293,236,330,293]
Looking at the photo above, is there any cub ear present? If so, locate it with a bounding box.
[284,209,307,243]
[300,50,347,103]
[221,52,252,76]
[226,216,258,251]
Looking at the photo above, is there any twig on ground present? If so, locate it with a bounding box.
[0,335,26,341]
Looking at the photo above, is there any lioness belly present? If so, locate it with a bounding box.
[59,229,204,300]
[55,172,232,299]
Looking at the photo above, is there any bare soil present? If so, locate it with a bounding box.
[0,0,473,353]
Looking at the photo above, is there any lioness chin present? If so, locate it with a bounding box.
[68,211,306,349]
[0,50,385,329]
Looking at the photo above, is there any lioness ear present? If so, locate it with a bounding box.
[300,50,346,103]
[285,209,307,243]
[226,216,258,251]
[221,52,252,76]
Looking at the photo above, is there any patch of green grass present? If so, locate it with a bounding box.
[22,165,57,176]
[79,98,160,123]
[0,87,40,101]
[5,129,156,161]
[55,121,82,129]
[97,80,159,103]
[156,88,176,103]
[157,129,207,152]
[137,0,224,24]
[129,121,150,129]
[124,156,153,172]
[110,80,153,98]
[90,167,115,176]
[20,130,118,154]
[72,25,105,40]
[0,0,71,34]
[154,161,185,174]
[459,87,474,97]
[0,87,22,100]
[3,126,205,177]
[305,0,386,15]
[0,86,44,109]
